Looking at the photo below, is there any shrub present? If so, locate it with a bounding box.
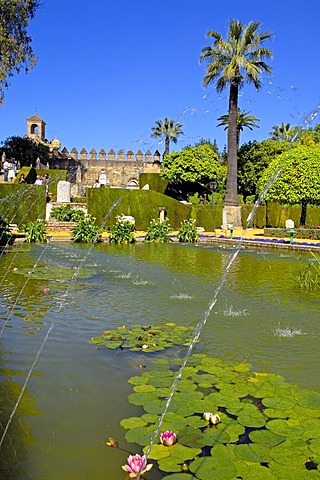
[21,220,48,243]
[145,218,171,243]
[50,206,86,222]
[71,217,100,243]
[108,216,135,244]
[177,219,198,243]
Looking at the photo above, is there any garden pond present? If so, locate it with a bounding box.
[0,241,319,479]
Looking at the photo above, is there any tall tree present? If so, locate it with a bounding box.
[269,122,297,142]
[200,19,273,206]
[1,135,50,166]
[151,118,184,156]
[0,0,40,105]
[217,109,260,149]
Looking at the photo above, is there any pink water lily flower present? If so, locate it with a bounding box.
[122,454,153,478]
[160,430,177,446]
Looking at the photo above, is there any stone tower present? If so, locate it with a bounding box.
[26,113,46,142]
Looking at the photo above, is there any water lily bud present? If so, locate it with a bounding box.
[210,413,221,425]
[203,412,212,421]
[142,344,149,350]
[106,437,119,447]
[43,287,50,294]
[181,463,189,472]
[160,430,177,446]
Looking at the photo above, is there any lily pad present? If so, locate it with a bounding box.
[88,322,197,353]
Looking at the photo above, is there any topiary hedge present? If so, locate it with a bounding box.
[0,184,46,224]
[264,227,320,240]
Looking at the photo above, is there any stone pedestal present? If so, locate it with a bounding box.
[222,206,242,229]
[57,181,71,203]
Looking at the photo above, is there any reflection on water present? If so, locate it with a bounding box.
[0,242,319,479]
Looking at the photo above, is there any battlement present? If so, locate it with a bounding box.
[60,147,162,163]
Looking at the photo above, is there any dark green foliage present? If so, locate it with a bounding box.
[71,217,100,243]
[21,220,47,243]
[237,140,288,201]
[264,227,320,240]
[0,184,46,225]
[190,205,223,231]
[0,1,40,104]
[50,206,85,222]
[241,205,266,228]
[177,219,198,243]
[139,173,169,193]
[2,136,51,166]
[0,217,13,246]
[266,203,301,228]
[108,216,135,244]
[145,218,171,243]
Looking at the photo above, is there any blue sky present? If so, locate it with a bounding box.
[1,0,320,155]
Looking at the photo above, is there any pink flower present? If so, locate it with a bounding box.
[43,287,50,294]
[122,454,153,478]
[160,430,177,446]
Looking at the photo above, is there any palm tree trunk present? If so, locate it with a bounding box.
[224,81,239,206]
[165,136,170,156]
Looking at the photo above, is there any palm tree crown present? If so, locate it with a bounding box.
[151,118,184,156]
[217,109,260,148]
[200,19,273,206]
[269,122,296,142]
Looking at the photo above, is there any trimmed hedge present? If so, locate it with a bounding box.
[264,227,320,240]
[0,184,46,224]
[139,173,168,193]
[87,188,225,231]
[241,205,266,228]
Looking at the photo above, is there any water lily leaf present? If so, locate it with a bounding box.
[178,431,207,448]
[128,373,151,385]
[143,443,171,460]
[133,384,156,393]
[141,413,159,424]
[249,429,286,447]
[233,362,251,373]
[293,388,320,409]
[266,419,305,438]
[125,425,155,446]
[237,412,266,428]
[127,392,155,406]
[189,455,238,480]
[233,443,271,463]
[269,461,315,480]
[269,444,308,465]
[203,426,231,445]
[160,474,194,479]
[264,407,294,419]
[168,443,202,461]
[120,417,147,429]
[262,396,296,409]
[236,462,277,479]
[158,456,185,472]
[144,398,177,414]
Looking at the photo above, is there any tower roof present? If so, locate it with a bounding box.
[27,113,46,124]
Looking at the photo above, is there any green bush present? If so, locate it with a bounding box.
[21,220,48,243]
[177,219,198,243]
[71,217,100,243]
[145,218,171,243]
[50,206,86,222]
[108,216,135,244]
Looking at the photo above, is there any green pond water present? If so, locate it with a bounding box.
[0,241,319,479]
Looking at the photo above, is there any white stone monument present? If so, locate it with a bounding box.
[57,181,71,203]
[285,219,295,230]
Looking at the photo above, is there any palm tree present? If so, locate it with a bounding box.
[151,118,184,156]
[217,109,260,149]
[269,122,296,142]
[200,19,273,206]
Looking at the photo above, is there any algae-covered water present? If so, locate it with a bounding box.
[0,241,319,479]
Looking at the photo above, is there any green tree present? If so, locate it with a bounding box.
[151,117,184,156]
[217,109,260,149]
[269,122,298,142]
[237,139,288,201]
[257,145,320,225]
[200,19,273,206]
[1,136,51,166]
[0,0,40,105]
[161,143,225,186]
